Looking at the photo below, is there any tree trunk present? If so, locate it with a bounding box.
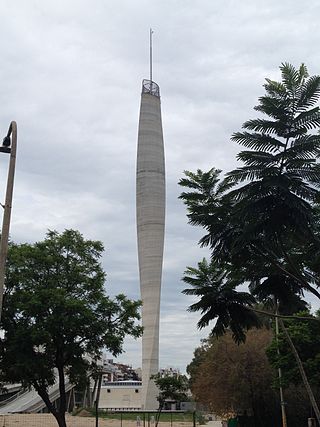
[34,384,67,427]
[155,401,164,427]
[54,412,67,427]
[34,362,68,427]
[279,319,320,425]
[57,364,67,418]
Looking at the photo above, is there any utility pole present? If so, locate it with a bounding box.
[0,121,17,321]
[275,300,287,427]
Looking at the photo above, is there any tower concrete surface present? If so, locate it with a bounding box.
[136,79,165,410]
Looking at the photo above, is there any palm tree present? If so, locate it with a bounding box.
[179,64,320,300]
[224,64,320,293]
[179,63,320,426]
[182,258,260,343]
[182,257,314,340]
[227,63,320,225]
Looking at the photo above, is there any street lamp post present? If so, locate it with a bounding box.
[0,121,17,321]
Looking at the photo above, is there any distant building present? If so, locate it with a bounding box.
[97,361,187,411]
[102,358,141,385]
[159,367,181,378]
[98,381,142,411]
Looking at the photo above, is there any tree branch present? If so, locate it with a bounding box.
[249,307,319,322]
[253,243,320,300]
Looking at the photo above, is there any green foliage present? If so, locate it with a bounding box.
[267,311,320,387]
[186,339,208,388]
[82,410,194,422]
[188,329,280,425]
[188,329,313,427]
[179,168,234,253]
[179,63,320,342]
[182,258,260,343]
[0,230,142,427]
[151,372,189,406]
[225,63,320,245]
[151,372,190,427]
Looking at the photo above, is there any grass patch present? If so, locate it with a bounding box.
[76,409,194,422]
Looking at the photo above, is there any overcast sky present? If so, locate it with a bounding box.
[1,0,320,372]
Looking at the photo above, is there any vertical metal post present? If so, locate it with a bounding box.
[0,121,17,321]
[67,388,72,412]
[275,302,287,427]
[87,378,92,407]
[121,412,123,427]
[150,28,153,83]
[95,373,103,427]
[170,412,172,427]
[308,418,316,427]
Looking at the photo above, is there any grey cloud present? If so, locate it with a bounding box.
[1,0,320,372]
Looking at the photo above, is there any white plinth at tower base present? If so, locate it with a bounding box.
[136,79,165,410]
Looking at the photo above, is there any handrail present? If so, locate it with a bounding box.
[0,377,75,413]
[0,387,28,407]
[142,79,160,97]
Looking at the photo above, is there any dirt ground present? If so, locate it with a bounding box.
[0,414,128,426]
[0,414,193,427]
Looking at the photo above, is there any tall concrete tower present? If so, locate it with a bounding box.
[136,77,165,410]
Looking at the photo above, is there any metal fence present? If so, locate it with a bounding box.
[0,411,197,427]
[96,411,196,427]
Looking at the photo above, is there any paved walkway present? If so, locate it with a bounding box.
[206,421,222,427]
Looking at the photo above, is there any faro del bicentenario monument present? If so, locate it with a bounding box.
[136,29,165,410]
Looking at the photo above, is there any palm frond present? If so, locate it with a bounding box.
[297,75,320,111]
[285,158,316,169]
[280,62,302,92]
[243,119,285,135]
[254,96,291,120]
[231,132,285,152]
[293,108,320,132]
[225,166,279,185]
[236,151,278,167]
[287,134,320,158]
[264,79,287,99]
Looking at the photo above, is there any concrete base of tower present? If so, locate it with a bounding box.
[141,378,159,410]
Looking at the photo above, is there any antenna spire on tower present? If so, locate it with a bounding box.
[150,28,154,83]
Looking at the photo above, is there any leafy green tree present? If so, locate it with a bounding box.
[182,255,320,424]
[179,64,320,336]
[182,258,260,343]
[267,311,320,387]
[188,329,313,427]
[190,329,278,426]
[179,63,320,300]
[225,63,320,300]
[0,230,142,427]
[151,372,189,427]
[186,339,208,388]
[181,256,313,341]
[179,64,320,423]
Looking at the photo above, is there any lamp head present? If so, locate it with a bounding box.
[2,136,10,147]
